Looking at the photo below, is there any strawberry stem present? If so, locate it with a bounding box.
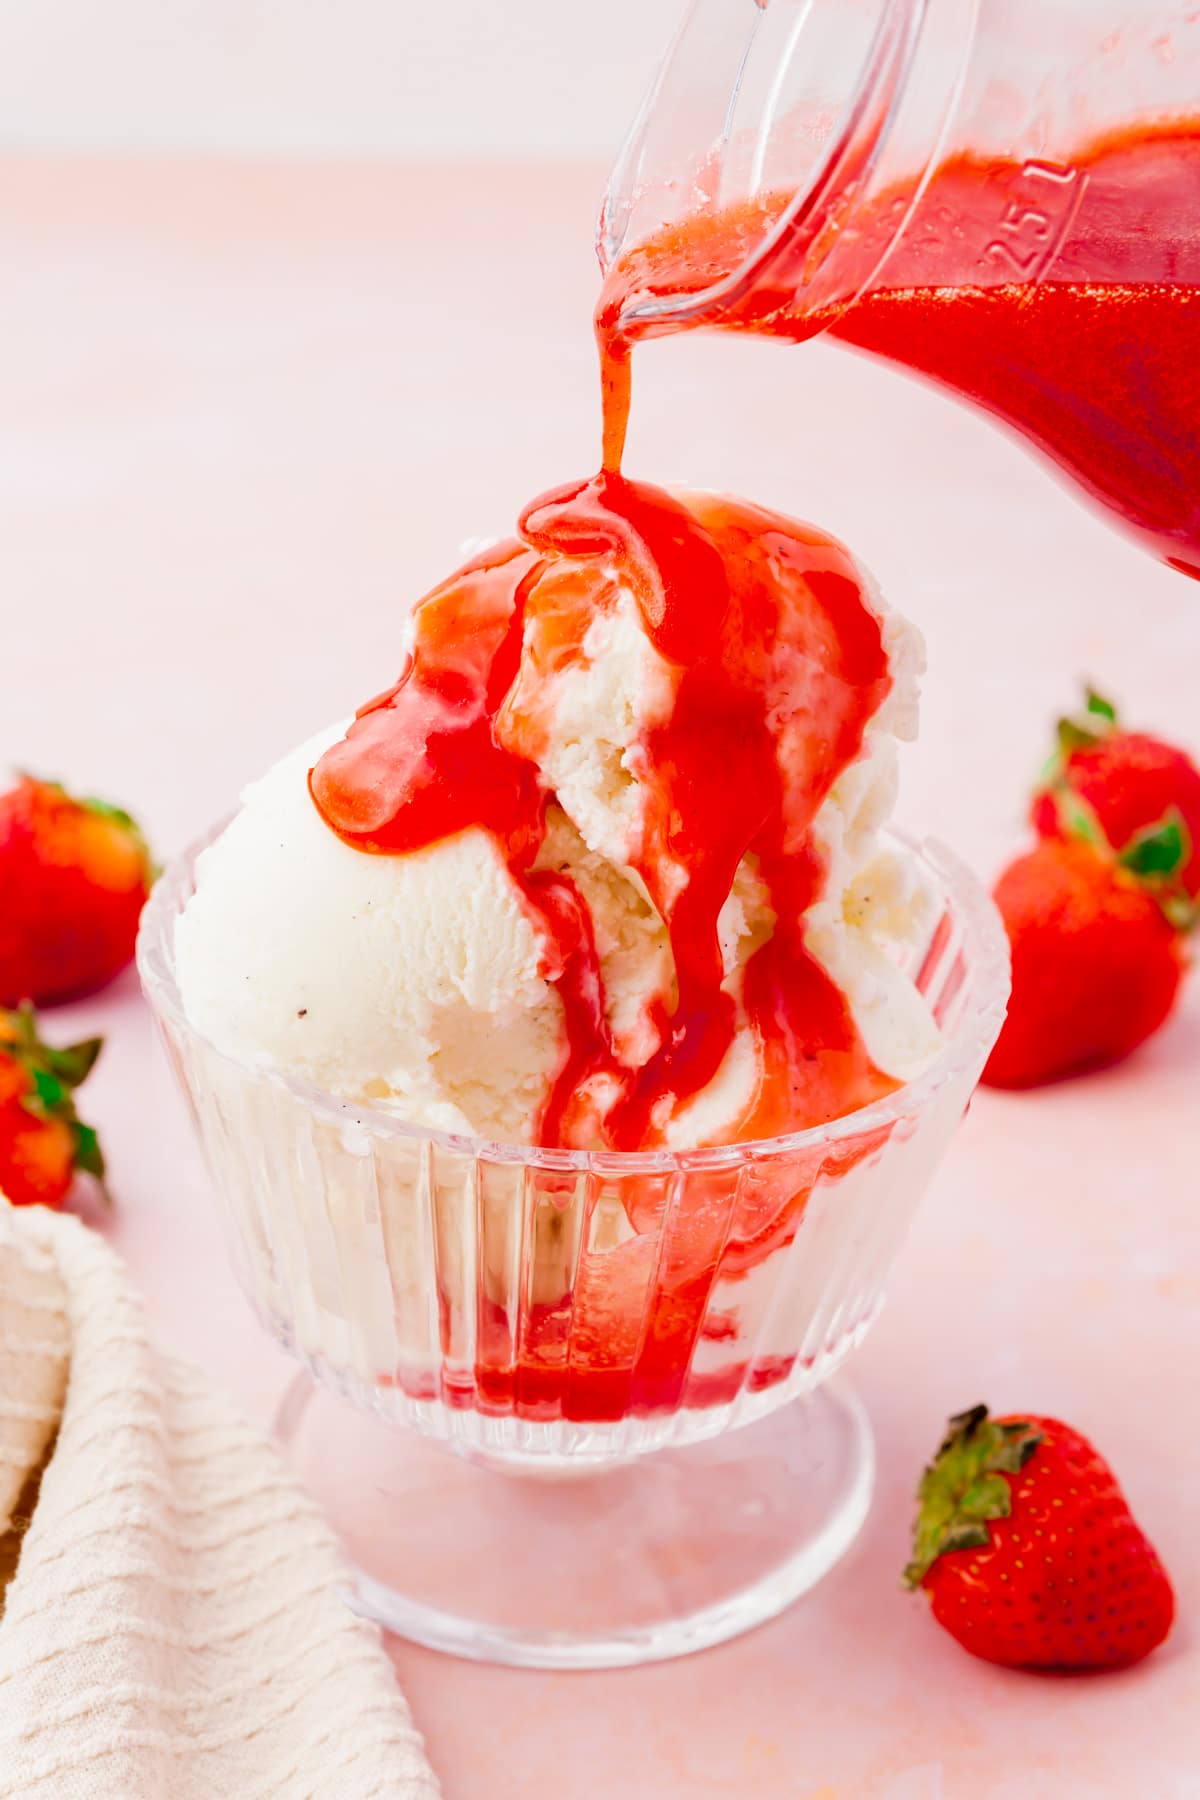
[1084,686,1118,726]
[904,1405,1042,1589]
[1047,685,1121,775]
[1,1005,107,1187]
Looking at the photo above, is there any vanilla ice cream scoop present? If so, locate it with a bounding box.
[176,479,940,1149]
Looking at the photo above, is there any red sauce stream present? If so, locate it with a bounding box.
[597,123,1200,575]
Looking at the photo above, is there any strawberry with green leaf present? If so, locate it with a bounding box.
[0,774,156,1006]
[1033,687,1200,921]
[984,686,1198,1087]
[906,1405,1175,1671]
[0,1004,105,1209]
[982,835,1190,1088]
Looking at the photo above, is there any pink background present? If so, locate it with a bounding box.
[5,157,1199,1797]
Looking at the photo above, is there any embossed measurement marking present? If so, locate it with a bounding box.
[984,158,1089,280]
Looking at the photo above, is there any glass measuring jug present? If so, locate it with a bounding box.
[598,0,1200,575]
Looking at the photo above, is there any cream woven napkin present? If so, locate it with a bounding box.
[0,1202,441,1800]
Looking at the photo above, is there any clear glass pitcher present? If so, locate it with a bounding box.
[597,0,1200,575]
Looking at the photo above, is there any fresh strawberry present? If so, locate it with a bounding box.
[0,1005,105,1209]
[0,775,155,1006]
[982,838,1188,1088]
[905,1405,1174,1670]
[1033,687,1200,913]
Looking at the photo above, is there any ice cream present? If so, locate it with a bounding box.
[151,470,1007,1438]
[176,475,940,1152]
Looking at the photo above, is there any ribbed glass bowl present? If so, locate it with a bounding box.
[138,823,1008,1665]
[140,824,1006,1460]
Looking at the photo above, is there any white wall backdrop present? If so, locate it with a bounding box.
[0,0,685,158]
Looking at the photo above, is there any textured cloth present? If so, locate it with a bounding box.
[0,1202,440,1799]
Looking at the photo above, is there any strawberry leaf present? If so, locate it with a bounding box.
[72,1122,106,1179]
[31,1067,66,1112]
[1084,687,1118,725]
[904,1405,1042,1589]
[1118,811,1190,881]
[46,1037,104,1088]
[1053,790,1107,850]
[81,795,139,832]
[1056,716,1103,756]
[1052,686,1121,764]
[7,1002,40,1057]
[1116,811,1199,932]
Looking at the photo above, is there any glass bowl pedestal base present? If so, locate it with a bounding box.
[274,1374,874,1670]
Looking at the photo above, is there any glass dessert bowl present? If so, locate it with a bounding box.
[139,821,1007,1669]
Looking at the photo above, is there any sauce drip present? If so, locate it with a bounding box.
[311,477,895,1150]
[596,123,1200,575]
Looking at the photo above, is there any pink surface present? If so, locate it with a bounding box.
[4,156,1199,1798]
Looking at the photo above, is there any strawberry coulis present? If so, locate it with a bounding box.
[309,486,902,1417]
[310,476,895,1155]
